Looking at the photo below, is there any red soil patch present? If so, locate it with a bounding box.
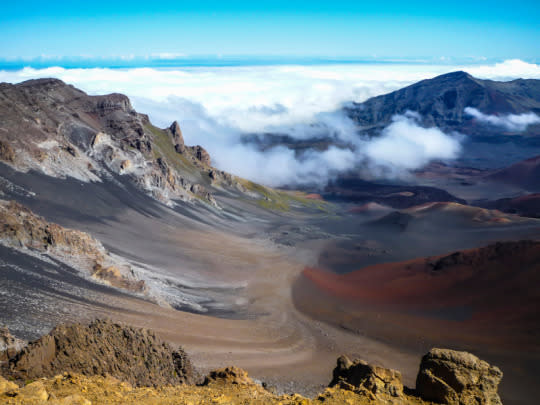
[304,193,323,200]
[347,202,389,214]
[302,240,540,320]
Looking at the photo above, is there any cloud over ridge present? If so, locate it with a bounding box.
[1,59,537,186]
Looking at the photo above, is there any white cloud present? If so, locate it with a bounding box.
[464,107,540,132]
[463,59,540,80]
[363,112,462,176]
[1,59,535,186]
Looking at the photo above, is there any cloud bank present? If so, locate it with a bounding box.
[464,107,540,132]
[0,59,536,186]
[364,112,462,176]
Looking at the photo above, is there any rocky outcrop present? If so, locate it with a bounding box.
[188,145,211,166]
[329,355,404,399]
[0,140,15,162]
[202,367,254,386]
[330,349,502,405]
[4,319,196,388]
[0,319,506,405]
[0,199,145,292]
[168,120,185,150]
[416,348,503,405]
[0,328,26,365]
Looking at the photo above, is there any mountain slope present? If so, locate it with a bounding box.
[345,71,540,134]
[0,78,246,207]
[486,154,540,191]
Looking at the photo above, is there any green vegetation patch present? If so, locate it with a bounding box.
[144,123,198,175]
[238,178,330,213]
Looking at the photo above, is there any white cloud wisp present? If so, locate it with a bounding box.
[464,107,540,132]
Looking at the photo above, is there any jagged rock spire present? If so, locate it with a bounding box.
[169,121,185,146]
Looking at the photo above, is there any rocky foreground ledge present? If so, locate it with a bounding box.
[0,320,503,404]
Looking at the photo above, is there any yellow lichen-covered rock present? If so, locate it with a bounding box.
[0,375,19,394]
[58,394,92,405]
[0,371,431,405]
[203,366,254,386]
[17,380,49,402]
[330,355,404,398]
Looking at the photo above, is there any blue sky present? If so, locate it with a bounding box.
[1,1,539,62]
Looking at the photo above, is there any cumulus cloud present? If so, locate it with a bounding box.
[463,59,540,80]
[363,112,462,176]
[464,107,540,132]
[2,60,532,186]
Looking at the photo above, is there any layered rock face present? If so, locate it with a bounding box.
[0,199,145,292]
[2,319,195,388]
[416,348,503,405]
[0,78,245,207]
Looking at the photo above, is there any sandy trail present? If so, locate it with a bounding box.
[84,219,421,395]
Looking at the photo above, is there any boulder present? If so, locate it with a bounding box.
[17,380,49,402]
[202,367,254,386]
[329,355,404,398]
[416,348,503,405]
[0,375,18,394]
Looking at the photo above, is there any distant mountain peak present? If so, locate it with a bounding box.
[345,71,540,133]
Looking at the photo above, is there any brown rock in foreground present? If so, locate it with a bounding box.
[202,366,254,386]
[4,319,196,387]
[329,355,404,399]
[0,375,18,395]
[416,348,503,405]
[331,349,502,405]
[0,318,504,404]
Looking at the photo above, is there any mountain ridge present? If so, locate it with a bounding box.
[344,71,540,134]
[0,78,250,207]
